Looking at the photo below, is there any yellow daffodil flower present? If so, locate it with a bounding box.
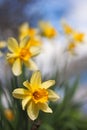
[73,32,84,42]
[7,36,41,76]
[62,20,85,43]
[61,20,73,34]
[39,21,57,38]
[19,22,38,39]
[19,22,42,47]
[67,42,76,54]
[12,71,60,120]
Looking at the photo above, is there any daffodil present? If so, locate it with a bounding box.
[62,20,85,43]
[73,32,84,42]
[19,22,38,39]
[12,71,60,120]
[61,20,73,35]
[67,42,76,54]
[19,22,41,47]
[39,21,57,38]
[7,36,41,76]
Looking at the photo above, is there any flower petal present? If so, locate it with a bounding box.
[24,59,38,71]
[39,103,52,113]
[30,71,41,86]
[23,80,32,90]
[7,53,17,59]
[48,89,60,101]
[22,96,31,110]
[41,80,55,89]
[30,46,41,57]
[12,88,29,99]
[27,101,39,120]
[12,58,22,76]
[20,36,30,48]
[8,38,19,52]
[19,22,29,33]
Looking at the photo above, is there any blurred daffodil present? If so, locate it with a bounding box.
[73,32,84,42]
[61,20,73,35]
[19,22,38,39]
[4,109,14,121]
[12,71,60,120]
[7,36,41,76]
[19,22,41,47]
[62,20,85,43]
[39,21,57,38]
[67,42,76,55]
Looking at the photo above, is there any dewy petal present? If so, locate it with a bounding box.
[20,36,30,48]
[48,89,60,101]
[30,71,41,86]
[41,80,55,89]
[24,59,38,71]
[8,37,19,52]
[23,80,32,90]
[39,103,52,113]
[30,46,41,57]
[12,58,22,76]
[12,88,29,99]
[22,96,31,110]
[27,101,39,120]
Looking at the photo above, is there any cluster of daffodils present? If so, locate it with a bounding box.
[0,20,87,120]
[61,20,85,54]
[5,21,60,120]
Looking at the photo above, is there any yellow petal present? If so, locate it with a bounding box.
[48,89,60,101]
[19,22,29,33]
[12,58,22,76]
[24,59,38,71]
[7,53,17,59]
[8,38,19,52]
[38,103,52,113]
[30,46,41,57]
[27,101,39,120]
[23,80,32,90]
[30,71,41,86]
[41,80,55,89]
[22,96,31,110]
[12,88,29,99]
[20,36,30,48]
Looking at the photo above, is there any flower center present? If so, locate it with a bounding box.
[19,48,31,61]
[32,88,48,103]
